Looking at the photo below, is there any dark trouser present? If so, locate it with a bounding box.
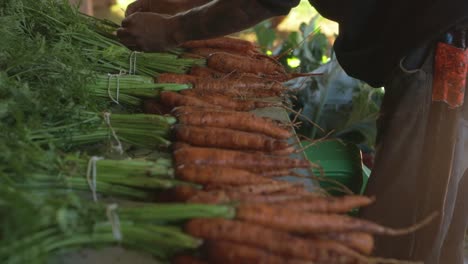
[359,42,468,264]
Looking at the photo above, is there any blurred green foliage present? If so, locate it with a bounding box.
[252,15,383,152]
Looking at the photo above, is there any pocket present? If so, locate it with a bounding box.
[375,55,433,144]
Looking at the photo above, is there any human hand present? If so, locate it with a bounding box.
[125,0,212,17]
[117,12,183,52]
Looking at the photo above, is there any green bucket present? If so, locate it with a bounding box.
[301,139,369,195]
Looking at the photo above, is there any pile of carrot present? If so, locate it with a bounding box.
[143,37,432,264]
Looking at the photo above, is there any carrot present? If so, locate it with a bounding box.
[190,66,289,83]
[250,147,297,156]
[173,145,310,169]
[180,89,281,111]
[172,255,208,264]
[173,108,292,139]
[207,52,287,76]
[176,165,272,186]
[248,169,294,178]
[159,91,220,109]
[236,205,438,236]
[185,218,368,262]
[174,124,291,152]
[188,190,310,205]
[273,195,376,214]
[190,66,226,79]
[181,37,257,52]
[192,79,285,98]
[188,181,297,204]
[157,73,198,84]
[187,189,230,204]
[223,181,297,195]
[318,232,374,255]
[270,185,321,197]
[239,193,313,204]
[158,75,283,97]
[205,240,311,264]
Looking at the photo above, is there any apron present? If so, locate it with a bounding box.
[359,36,468,264]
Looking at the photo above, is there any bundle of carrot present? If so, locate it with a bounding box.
[0,185,236,264]
[87,74,190,106]
[140,37,435,264]
[17,0,204,77]
[29,111,176,150]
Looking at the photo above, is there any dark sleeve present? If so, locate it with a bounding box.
[257,0,300,15]
[308,0,356,22]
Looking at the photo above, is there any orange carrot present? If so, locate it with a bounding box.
[205,240,311,264]
[173,146,310,169]
[158,75,284,97]
[318,232,375,255]
[273,195,376,214]
[186,189,230,204]
[188,190,310,205]
[181,37,257,52]
[248,169,294,178]
[180,89,281,111]
[193,79,285,98]
[190,66,289,83]
[185,218,367,262]
[190,66,226,79]
[157,73,199,84]
[236,205,438,236]
[173,108,292,139]
[270,185,320,197]
[207,52,287,77]
[188,181,296,203]
[176,165,272,186]
[238,193,313,204]
[223,181,297,195]
[159,91,220,109]
[174,124,291,152]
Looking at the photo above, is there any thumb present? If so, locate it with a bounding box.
[125,2,142,17]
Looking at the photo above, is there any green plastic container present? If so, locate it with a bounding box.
[301,139,369,195]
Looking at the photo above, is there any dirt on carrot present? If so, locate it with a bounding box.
[272,195,376,214]
[185,218,368,262]
[204,240,311,264]
[317,232,375,255]
[180,89,281,111]
[174,124,291,152]
[174,145,310,169]
[207,52,287,77]
[173,108,292,139]
[159,91,220,109]
[176,165,272,186]
[236,204,438,236]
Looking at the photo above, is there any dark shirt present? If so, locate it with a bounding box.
[258,0,468,87]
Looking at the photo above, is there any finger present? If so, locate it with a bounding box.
[120,37,139,50]
[125,1,140,17]
[116,27,132,39]
[121,16,131,28]
[117,29,139,49]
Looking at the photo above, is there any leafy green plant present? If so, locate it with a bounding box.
[252,13,383,151]
[290,58,384,150]
[253,15,332,72]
